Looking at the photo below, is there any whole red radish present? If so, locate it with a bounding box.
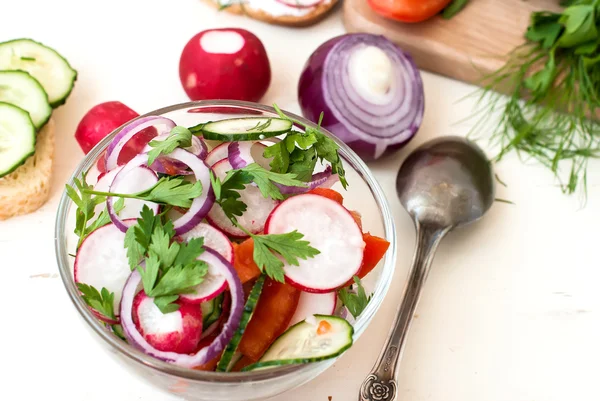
[74,101,157,173]
[133,291,203,354]
[179,28,271,102]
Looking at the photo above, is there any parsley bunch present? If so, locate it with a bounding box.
[270,104,347,189]
[147,126,193,165]
[470,0,600,197]
[66,173,125,248]
[124,206,208,313]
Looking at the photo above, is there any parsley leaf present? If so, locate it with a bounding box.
[139,252,160,295]
[66,174,125,248]
[241,163,307,200]
[149,263,208,298]
[77,283,116,320]
[147,126,193,165]
[153,295,180,314]
[210,169,251,220]
[124,205,158,270]
[252,231,320,283]
[338,276,372,319]
[148,220,179,271]
[174,237,205,266]
[263,141,290,173]
[288,147,318,182]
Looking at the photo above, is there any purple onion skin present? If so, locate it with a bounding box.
[298,34,421,162]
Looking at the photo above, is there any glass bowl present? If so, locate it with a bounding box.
[55,100,397,401]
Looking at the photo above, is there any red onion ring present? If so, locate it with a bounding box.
[275,165,338,195]
[119,248,244,368]
[105,116,176,171]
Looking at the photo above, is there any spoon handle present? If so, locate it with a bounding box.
[358,223,448,401]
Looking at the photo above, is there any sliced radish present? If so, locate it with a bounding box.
[205,142,228,167]
[94,166,123,192]
[133,292,203,354]
[207,158,277,238]
[74,221,135,317]
[288,291,337,327]
[276,0,323,8]
[179,223,234,263]
[265,194,365,293]
[176,244,230,304]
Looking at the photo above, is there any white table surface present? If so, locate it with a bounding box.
[2,1,600,400]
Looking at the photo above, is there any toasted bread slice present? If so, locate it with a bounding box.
[204,0,339,27]
[0,118,55,220]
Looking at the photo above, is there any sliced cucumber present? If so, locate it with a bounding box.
[201,293,224,327]
[191,117,293,141]
[0,38,77,107]
[242,315,354,372]
[0,70,51,129]
[216,275,266,372]
[0,102,36,178]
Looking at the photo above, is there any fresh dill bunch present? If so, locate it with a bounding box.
[467,0,600,199]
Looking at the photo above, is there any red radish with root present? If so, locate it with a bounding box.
[265,194,365,293]
[132,292,203,354]
[179,28,271,102]
[74,101,157,173]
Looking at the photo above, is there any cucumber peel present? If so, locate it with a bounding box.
[216,275,266,372]
[242,315,354,372]
[190,117,292,141]
[201,293,224,327]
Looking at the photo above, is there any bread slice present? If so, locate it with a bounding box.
[204,0,339,27]
[0,118,55,220]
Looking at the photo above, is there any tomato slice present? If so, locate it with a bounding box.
[232,239,262,284]
[307,187,344,204]
[343,233,390,287]
[238,278,301,361]
[367,0,452,23]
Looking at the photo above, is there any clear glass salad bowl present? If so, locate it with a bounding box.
[55,100,397,401]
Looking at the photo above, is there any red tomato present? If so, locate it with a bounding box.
[367,0,452,23]
[343,233,390,287]
[238,278,300,361]
[306,188,344,205]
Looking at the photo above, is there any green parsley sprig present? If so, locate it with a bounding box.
[66,173,125,248]
[210,167,320,282]
[271,104,348,189]
[82,176,202,209]
[338,276,372,319]
[77,283,116,321]
[147,126,193,165]
[124,205,208,313]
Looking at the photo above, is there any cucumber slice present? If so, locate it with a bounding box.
[242,315,354,372]
[216,275,266,372]
[0,38,77,107]
[191,117,293,141]
[0,102,36,178]
[201,293,224,327]
[0,70,51,129]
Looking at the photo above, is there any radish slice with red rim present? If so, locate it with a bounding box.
[133,292,203,354]
[205,143,229,167]
[265,193,365,293]
[207,158,277,238]
[107,155,160,233]
[105,116,176,170]
[119,248,244,368]
[75,221,136,319]
[178,225,233,304]
[178,222,234,263]
[288,291,337,327]
[276,0,323,8]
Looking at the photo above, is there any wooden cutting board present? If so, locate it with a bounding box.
[343,0,562,88]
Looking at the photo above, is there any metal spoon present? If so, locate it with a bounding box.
[358,136,495,401]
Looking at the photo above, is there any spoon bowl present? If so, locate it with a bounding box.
[359,136,495,401]
[396,136,495,228]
